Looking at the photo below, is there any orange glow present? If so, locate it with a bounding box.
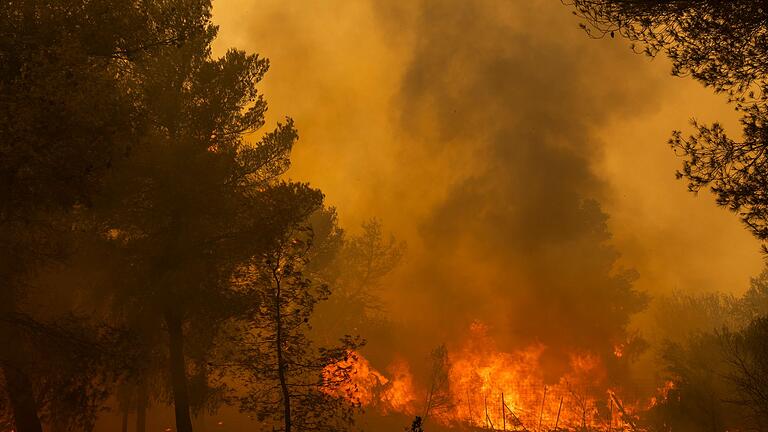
[322,351,417,415]
[613,344,624,358]
[434,323,617,430]
[324,323,652,430]
[648,380,676,409]
[379,358,418,415]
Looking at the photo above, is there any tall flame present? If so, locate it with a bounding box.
[324,322,654,431]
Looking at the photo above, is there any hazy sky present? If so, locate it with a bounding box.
[211,0,764,352]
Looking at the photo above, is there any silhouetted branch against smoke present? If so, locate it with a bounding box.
[567,0,768,253]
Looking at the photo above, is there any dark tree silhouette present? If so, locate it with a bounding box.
[422,344,452,425]
[407,416,425,432]
[0,1,200,431]
[234,218,361,432]
[645,266,768,431]
[569,1,768,250]
[648,321,768,432]
[93,2,326,430]
[1,312,136,432]
[569,1,768,100]
[1,1,377,432]
[737,267,768,322]
[646,334,734,432]
[311,218,405,346]
[332,219,404,305]
[719,317,768,429]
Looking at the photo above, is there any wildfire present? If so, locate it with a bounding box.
[648,380,676,409]
[324,323,653,431]
[379,359,418,414]
[433,323,624,430]
[323,351,417,415]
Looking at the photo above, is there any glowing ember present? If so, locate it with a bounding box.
[613,344,624,358]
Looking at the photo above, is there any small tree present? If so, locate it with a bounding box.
[312,218,405,345]
[642,267,768,431]
[422,344,452,425]
[234,221,361,432]
[334,219,405,314]
[646,335,735,432]
[719,317,768,429]
[407,416,424,432]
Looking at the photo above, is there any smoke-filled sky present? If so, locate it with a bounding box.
[211,0,763,357]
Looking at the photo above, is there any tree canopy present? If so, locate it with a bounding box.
[569,0,768,250]
[0,2,365,432]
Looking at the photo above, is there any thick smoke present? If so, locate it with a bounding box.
[374,0,656,376]
[210,0,747,385]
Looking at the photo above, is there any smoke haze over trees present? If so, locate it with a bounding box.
[2,0,768,431]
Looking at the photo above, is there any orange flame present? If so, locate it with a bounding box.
[324,323,656,431]
[648,380,676,409]
[434,323,620,430]
[323,351,417,415]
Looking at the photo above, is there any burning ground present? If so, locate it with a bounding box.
[210,0,737,430]
[2,0,763,431]
[323,322,677,432]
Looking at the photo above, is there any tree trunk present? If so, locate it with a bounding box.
[274,275,291,432]
[1,362,43,432]
[121,409,129,432]
[193,413,207,432]
[136,381,148,432]
[277,331,292,432]
[165,313,194,432]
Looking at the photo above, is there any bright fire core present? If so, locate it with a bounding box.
[324,322,665,431]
